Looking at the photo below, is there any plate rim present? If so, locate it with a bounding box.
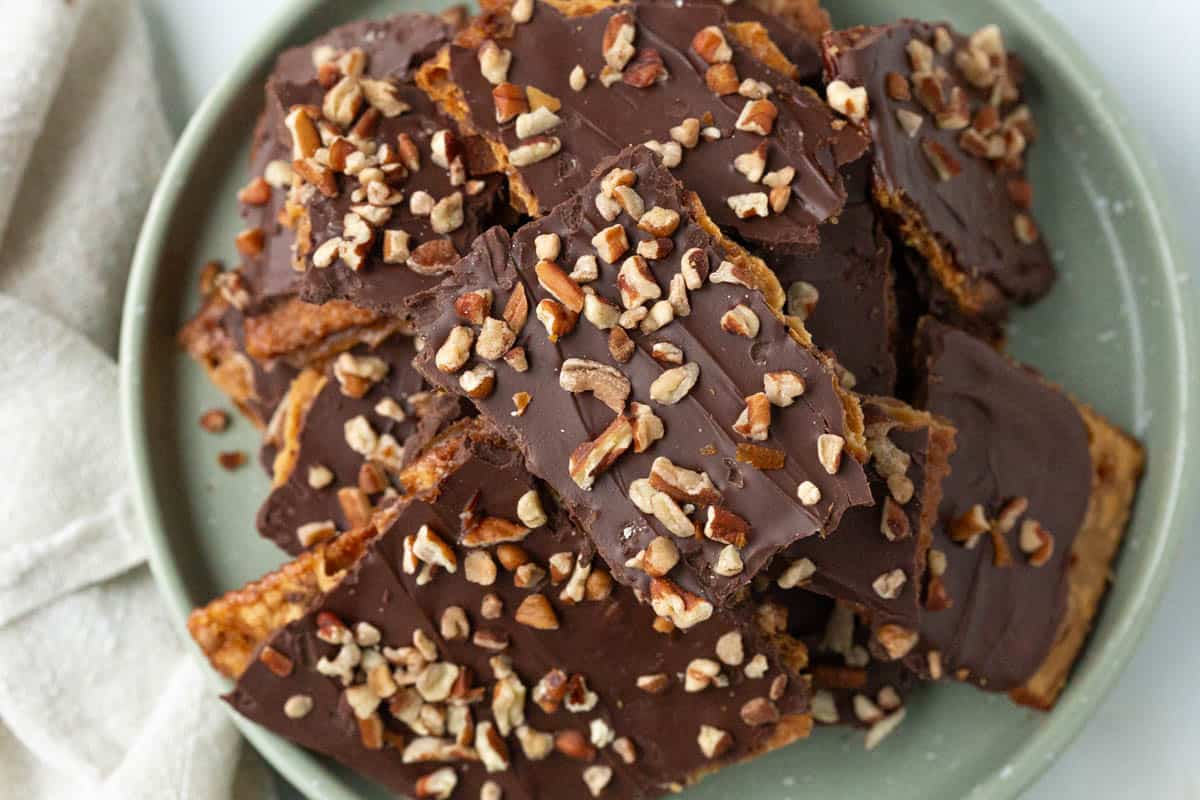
[119,1,1198,798]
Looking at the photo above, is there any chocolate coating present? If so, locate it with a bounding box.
[781,397,953,633]
[231,432,808,799]
[768,163,897,395]
[907,319,1091,691]
[257,334,466,554]
[824,21,1054,317]
[410,147,871,610]
[240,13,505,314]
[449,1,865,250]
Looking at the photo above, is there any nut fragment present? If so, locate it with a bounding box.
[872,569,907,600]
[685,658,722,692]
[638,206,681,238]
[559,358,631,413]
[949,504,989,548]
[826,79,869,123]
[464,550,498,586]
[569,64,588,91]
[479,40,512,84]
[536,298,577,341]
[875,624,919,660]
[817,433,845,475]
[515,594,559,630]
[629,402,665,452]
[648,577,714,629]
[692,25,732,64]
[516,489,548,529]
[509,136,562,167]
[697,725,733,759]
[733,393,771,441]
[568,414,633,489]
[636,673,669,693]
[706,63,740,95]
[727,192,769,219]
[740,697,780,726]
[516,106,562,139]
[670,117,701,148]
[617,255,661,309]
[1019,518,1054,566]
[608,327,634,362]
[721,305,760,338]
[640,536,680,577]
[716,631,744,666]
[764,370,805,406]
[535,259,585,312]
[592,224,629,264]
[714,545,744,576]
[602,11,637,70]
[583,765,613,797]
[734,143,768,183]
[583,292,621,330]
[459,363,496,399]
[735,99,778,135]
[776,558,815,589]
[649,362,700,405]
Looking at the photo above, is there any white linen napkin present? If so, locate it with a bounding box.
[0,0,269,796]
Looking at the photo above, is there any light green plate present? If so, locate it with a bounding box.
[120,1,1197,797]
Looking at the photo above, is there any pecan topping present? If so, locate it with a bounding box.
[649,362,700,405]
[733,393,771,441]
[692,26,732,64]
[704,506,750,548]
[569,413,633,489]
[649,577,714,629]
[720,304,760,338]
[735,99,778,135]
[505,135,561,170]
[697,725,733,759]
[826,79,868,123]
[535,259,585,312]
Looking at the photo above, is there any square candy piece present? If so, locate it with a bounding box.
[194,421,813,799]
[244,12,506,315]
[411,146,872,621]
[423,0,867,250]
[772,395,955,638]
[823,20,1054,329]
[906,319,1143,708]
[256,333,466,554]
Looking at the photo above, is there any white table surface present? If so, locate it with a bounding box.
[138,0,1200,796]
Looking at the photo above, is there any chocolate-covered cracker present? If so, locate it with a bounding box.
[773,395,954,638]
[771,162,897,395]
[421,0,866,250]
[257,333,468,554]
[193,421,813,799]
[906,319,1143,708]
[252,14,507,315]
[178,271,299,429]
[823,20,1053,329]
[410,146,871,621]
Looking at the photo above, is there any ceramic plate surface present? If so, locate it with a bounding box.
[121,1,1197,797]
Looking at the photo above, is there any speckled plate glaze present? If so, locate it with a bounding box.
[120,0,1197,797]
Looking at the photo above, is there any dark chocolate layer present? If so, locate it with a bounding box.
[779,396,953,634]
[448,1,865,249]
[231,432,807,798]
[768,162,896,395]
[824,20,1054,317]
[410,147,871,614]
[907,319,1090,691]
[241,13,505,314]
[257,334,466,554]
